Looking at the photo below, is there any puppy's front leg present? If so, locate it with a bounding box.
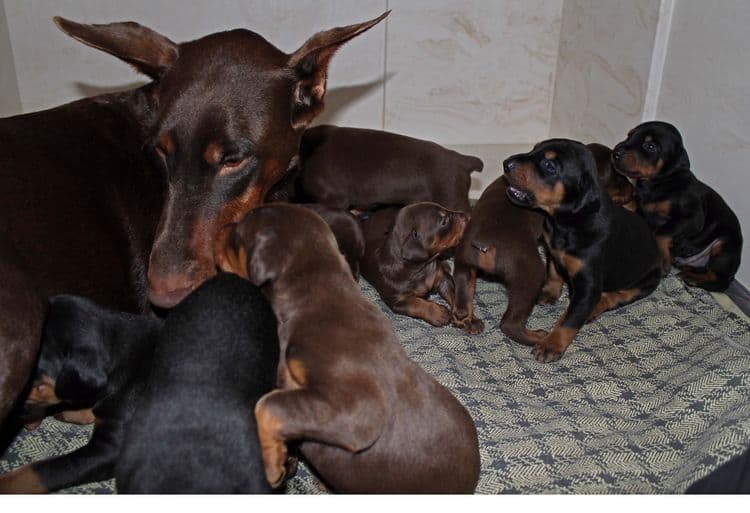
[392,295,451,326]
[533,271,601,363]
[255,385,386,488]
[0,420,121,493]
[450,263,484,334]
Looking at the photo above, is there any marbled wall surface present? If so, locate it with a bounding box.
[384,0,563,145]
[550,0,660,146]
[657,0,750,285]
[0,0,20,117]
[2,0,388,128]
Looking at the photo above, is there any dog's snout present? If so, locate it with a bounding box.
[503,160,516,173]
[612,147,625,161]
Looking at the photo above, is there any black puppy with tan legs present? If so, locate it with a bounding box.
[0,275,277,493]
[613,121,742,292]
[360,203,469,326]
[215,204,480,493]
[504,139,661,363]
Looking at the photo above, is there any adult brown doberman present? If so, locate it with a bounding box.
[0,13,388,429]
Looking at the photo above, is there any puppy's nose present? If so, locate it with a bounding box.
[503,160,516,173]
[613,148,624,161]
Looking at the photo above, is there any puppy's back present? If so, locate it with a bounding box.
[116,274,278,494]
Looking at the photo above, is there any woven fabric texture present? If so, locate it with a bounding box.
[2,272,749,494]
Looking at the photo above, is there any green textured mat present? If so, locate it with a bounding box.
[2,273,749,494]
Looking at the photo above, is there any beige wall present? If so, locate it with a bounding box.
[1,0,563,145]
[657,0,750,285]
[0,0,20,117]
[550,0,661,146]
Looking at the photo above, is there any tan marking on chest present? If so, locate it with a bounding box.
[644,200,672,217]
[553,250,584,278]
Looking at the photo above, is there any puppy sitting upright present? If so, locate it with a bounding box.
[613,121,743,291]
[504,139,662,363]
[360,203,470,326]
[215,204,480,493]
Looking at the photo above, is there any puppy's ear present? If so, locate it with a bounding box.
[55,345,108,403]
[567,150,601,216]
[288,12,389,130]
[400,231,431,262]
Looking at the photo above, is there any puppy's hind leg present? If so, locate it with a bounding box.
[255,384,386,488]
[501,253,547,346]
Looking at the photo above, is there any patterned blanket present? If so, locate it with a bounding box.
[2,272,749,494]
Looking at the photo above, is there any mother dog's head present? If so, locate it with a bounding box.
[55,13,388,308]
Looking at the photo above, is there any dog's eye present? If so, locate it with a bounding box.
[218,155,251,176]
[541,159,557,173]
[412,229,419,240]
[642,142,658,153]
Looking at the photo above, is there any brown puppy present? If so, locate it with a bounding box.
[299,204,365,281]
[296,125,483,211]
[215,204,480,493]
[451,177,547,344]
[360,203,469,326]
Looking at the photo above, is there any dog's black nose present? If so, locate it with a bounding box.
[503,160,516,173]
[612,148,624,161]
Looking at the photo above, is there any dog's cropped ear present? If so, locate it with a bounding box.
[55,345,109,403]
[54,17,179,80]
[288,11,389,130]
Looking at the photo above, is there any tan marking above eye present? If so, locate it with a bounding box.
[644,135,653,142]
[204,142,224,166]
[157,133,175,155]
[544,150,558,161]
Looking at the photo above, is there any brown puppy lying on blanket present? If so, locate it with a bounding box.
[295,125,483,211]
[215,204,480,493]
[360,203,470,326]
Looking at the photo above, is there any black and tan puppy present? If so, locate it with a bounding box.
[296,125,483,211]
[0,274,277,493]
[451,145,635,346]
[215,204,480,493]
[116,273,277,493]
[360,203,469,326]
[504,139,662,363]
[587,143,636,211]
[612,121,743,291]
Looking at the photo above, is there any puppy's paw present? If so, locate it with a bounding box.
[532,343,563,364]
[660,258,672,277]
[451,315,485,334]
[538,286,562,305]
[427,305,451,327]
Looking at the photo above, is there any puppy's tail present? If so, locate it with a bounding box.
[461,154,484,174]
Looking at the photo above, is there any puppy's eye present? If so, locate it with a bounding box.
[642,142,658,153]
[541,159,557,173]
[412,229,419,240]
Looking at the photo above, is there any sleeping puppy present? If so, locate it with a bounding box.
[360,203,469,326]
[116,273,277,493]
[300,203,365,281]
[612,121,743,292]
[296,125,483,211]
[504,139,662,363]
[214,204,480,493]
[0,274,277,493]
[0,296,161,493]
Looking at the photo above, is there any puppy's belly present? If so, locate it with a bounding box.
[673,238,722,268]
